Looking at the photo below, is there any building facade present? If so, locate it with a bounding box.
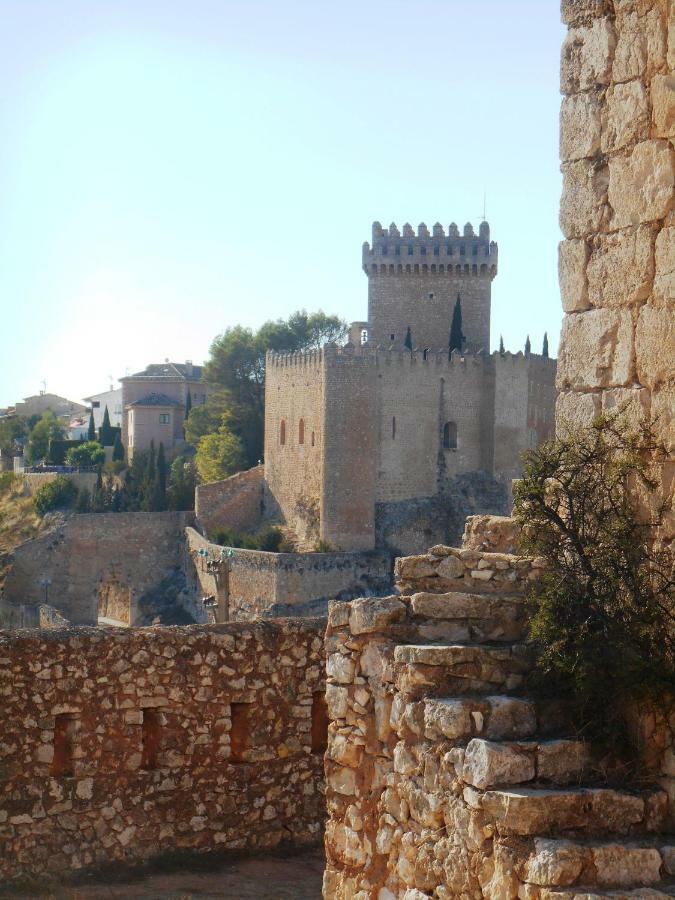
[263,221,556,554]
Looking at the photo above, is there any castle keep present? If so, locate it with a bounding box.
[264,221,556,554]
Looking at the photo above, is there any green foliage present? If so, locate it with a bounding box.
[314,539,334,553]
[209,524,287,552]
[195,425,246,484]
[513,412,674,755]
[0,472,17,494]
[448,296,464,354]
[524,334,531,355]
[0,416,28,453]
[112,432,125,462]
[99,406,115,446]
[202,309,346,466]
[33,476,77,515]
[167,456,196,511]
[542,332,549,357]
[87,410,96,441]
[26,411,65,463]
[499,335,505,355]
[65,441,105,468]
[46,439,82,465]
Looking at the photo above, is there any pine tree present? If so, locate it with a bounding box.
[87,410,96,441]
[112,432,124,462]
[499,335,505,355]
[449,296,464,354]
[525,335,531,355]
[542,331,549,357]
[183,389,193,439]
[100,406,113,446]
[404,326,413,352]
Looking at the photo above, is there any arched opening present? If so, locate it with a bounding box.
[443,421,458,450]
[298,418,305,445]
[280,420,286,445]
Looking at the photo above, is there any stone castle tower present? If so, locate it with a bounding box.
[361,221,497,352]
[264,220,555,555]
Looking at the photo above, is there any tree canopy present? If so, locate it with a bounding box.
[26,411,65,463]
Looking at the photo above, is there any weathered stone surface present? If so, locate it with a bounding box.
[557,309,634,390]
[561,19,616,93]
[602,387,651,428]
[560,159,610,239]
[537,740,591,783]
[652,74,675,138]
[586,225,654,308]
[485,696,537,740]
[636,304,675,389]
[651,386,674,451]
[653,225,674,306]
[522,839,586,887]
[349,597,405,635]
[560,92,602,161]
[462,739,535,790]
[608,140,675,229]
[463,515,521,553]
[592,844,662,886]
[559,239,591,312]
[612,9,666,83]
[602,79,650,152]
[556,390,601,434]
[423,698,472,740]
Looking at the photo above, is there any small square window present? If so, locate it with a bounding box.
[159,413,170,424]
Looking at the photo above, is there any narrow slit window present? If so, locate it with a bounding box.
[443,421,458,450]
[311,692,329,755]
[392,416,396,439]
[279,419,286,446]
[230,703,252,763]
[311,431,315,447]
[141,709,161,770]
[51,714,78,776]
[298,418,305,445]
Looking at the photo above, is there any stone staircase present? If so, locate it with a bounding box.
[323,518,675,899]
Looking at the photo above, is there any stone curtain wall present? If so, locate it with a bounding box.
[22,471,99,497]
[194,465,264,539]
[0,512,195,628]
[0,619,326,881]
[557,0,674,543]
[186,527,392,620]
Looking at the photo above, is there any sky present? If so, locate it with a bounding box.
[0,1,566,408]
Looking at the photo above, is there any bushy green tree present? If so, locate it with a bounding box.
[33,476,77,515]
[26,411,65,463]
[0,416,28,453]
[514,412,674,755]
[167,456,197,510]
[195,424,246,483]
[65,441,105,468]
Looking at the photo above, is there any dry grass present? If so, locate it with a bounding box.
[0,477,43,557]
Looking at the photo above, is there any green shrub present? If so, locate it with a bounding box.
[208,524,287,552]
[513,412,674,757]
[33,476,78,515]
[0,472,17,494]
[65,441,105,468]
[314,539,333,553]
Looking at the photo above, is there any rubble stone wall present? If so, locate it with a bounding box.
[557,0,673,543]
[0,619,326,881]
[195,465,264,539]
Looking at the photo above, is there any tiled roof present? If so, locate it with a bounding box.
[129,363,203,380]
[128,393,181,408]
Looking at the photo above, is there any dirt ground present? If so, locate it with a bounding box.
[5,849,325,900]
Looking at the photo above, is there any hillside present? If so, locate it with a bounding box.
[0,475,45,590]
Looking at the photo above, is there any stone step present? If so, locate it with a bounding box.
[394,642,533,698]
[409,590,527,643]
[541,889,673,899]
[480,786,668,837]
[395,547,538,597]
[521,837,675,895]
[422,694,538,742]
[460,737,593,790]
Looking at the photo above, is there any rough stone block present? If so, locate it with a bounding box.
[612,8,666,83]
[561,0,612,27]
[608,140,675,229]
[485,696,537,740]
[349,597,405,635]
[636,304,675,389]
[557,308,634,390]
[602,387,651,426]
[560,92,602,161]
[651,74,675,139]
[601,79,649,152]
[586,225,654,308]
[462,739,535,790]
[522,838,586,887]
[653,225,674,306]
[559,239,591,312]
[555,391,602,435]
[423,698,472,740]
[561,19,616,93]
[591,844,662,886]
[560,159,610,239]
[537,740,591,783]
[651,385,674,451]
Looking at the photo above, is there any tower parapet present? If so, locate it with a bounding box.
[363,220,498,278]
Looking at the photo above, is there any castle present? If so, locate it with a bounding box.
[263,220,556,555]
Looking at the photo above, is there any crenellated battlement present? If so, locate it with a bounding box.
[363,220,497,278]
[266,348,325,370]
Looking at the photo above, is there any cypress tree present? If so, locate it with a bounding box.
[157,443,167,503]
[112,432,124,462]
[404,326,413,352]
[449,296,464,354]
[100,406,113,446]
[525,335,531,355]
[542,331,549,357]
[499,335,505,355]
[87,410,96,441]
[183,389,192,438]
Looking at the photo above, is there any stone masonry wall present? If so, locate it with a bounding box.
[195,465,264,539]
[0,619,326,881]
[557,0,674,543]
[186,528,392,621]
[0,512,195,628]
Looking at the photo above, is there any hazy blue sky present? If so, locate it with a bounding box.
[0,1,565,408]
